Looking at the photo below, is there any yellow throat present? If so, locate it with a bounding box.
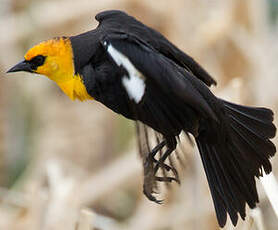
[24,37,93,101]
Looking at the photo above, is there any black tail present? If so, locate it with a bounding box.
[196,99,276,227]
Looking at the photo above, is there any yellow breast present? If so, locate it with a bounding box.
[57,74,93,101]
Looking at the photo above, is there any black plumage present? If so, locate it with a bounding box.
[70,10,276,227]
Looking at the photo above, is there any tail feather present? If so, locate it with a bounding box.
[197,142,228,226]
[196,99,276,227]
[224,100,276,139]
[230,120,274,174]
[207,145,243,222]
[223,100,274,122]
[227,144,259,202]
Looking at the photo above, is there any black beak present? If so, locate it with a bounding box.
[6,60,33,73]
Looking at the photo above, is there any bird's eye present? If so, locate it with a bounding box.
[31,55,46,67]
[28,55,46,70]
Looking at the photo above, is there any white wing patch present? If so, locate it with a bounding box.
[107,43,146,103]
[122,75,145,103]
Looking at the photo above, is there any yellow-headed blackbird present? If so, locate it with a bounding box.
[7,10,276,227]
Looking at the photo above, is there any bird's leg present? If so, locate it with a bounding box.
[154,147,175,174]
[154,137,177,173]
[153,147,180,184]
[153,137,180,184]
[143,137,180,203]
[154,136,177,173]
[150,140,166,159]
[149,140,175,172]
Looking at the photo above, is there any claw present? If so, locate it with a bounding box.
[154,160,175,174]
[151,158,172,172]
[153,160,181,184]
[143,188,163,204]
[156,199,164,205]
[155,176,179,183]
[161,163,172,172]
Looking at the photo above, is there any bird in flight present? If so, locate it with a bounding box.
[7,10,276,227]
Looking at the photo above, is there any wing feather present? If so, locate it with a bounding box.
[95,10,217,86]
[101,34,218,122]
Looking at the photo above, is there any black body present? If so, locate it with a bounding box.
[69,10,276,227]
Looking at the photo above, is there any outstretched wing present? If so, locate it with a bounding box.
[95,10,217,87]
[100,33,218,123]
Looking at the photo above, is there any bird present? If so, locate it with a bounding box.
[7,10,276,227]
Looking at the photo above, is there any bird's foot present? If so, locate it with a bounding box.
[155,176,179,183]
[150,156,172,171]
[153,159,180,184]
[143,187,163,204]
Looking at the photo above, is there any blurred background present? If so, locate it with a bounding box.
[0,0,278,229]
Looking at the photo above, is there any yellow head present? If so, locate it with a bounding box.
[7,37,93,101]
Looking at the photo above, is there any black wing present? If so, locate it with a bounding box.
[100,33,218,124]
[95,10,217,87]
